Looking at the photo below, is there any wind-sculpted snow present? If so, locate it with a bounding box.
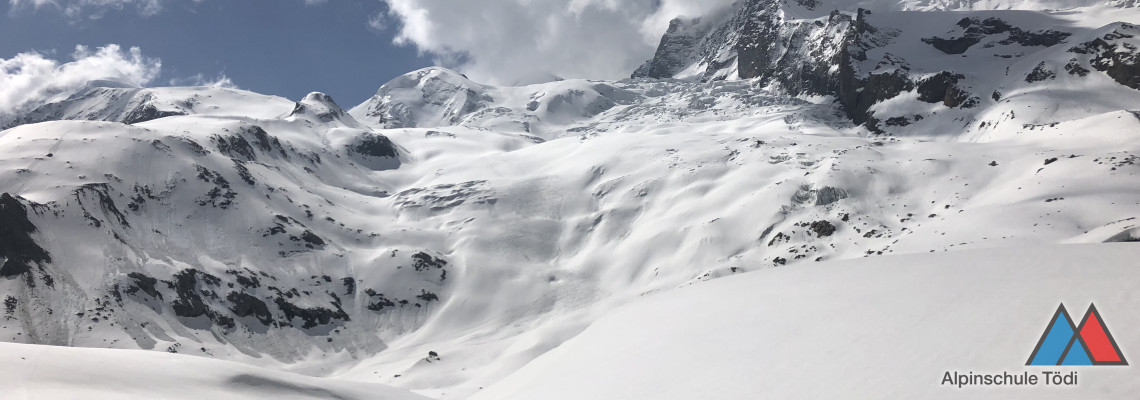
[472,244,1140,399]
[4,66,1140,396]
[2,3,1140,398]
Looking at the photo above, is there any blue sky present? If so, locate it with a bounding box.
[1,0,432,106]
[0,0,724,113]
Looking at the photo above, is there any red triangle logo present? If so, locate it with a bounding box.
[1077,304,1129,366]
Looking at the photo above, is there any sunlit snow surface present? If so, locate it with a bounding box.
[2,4,1140,398]
[0,341,428,400]
[473,244,1140,400]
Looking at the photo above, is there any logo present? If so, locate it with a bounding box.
[1027,304,1128,366]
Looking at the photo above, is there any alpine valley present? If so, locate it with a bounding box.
[2,1,1140,399]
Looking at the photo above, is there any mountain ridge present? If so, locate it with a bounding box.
[633,0,1140,133]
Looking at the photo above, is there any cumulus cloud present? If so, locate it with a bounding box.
[379,0,737,85]
[0,44,161,115]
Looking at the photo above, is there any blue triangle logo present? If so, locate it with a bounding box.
[1027,305,1078,366]
[1061,338,1094,366]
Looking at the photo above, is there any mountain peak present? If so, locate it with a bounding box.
[633,0,1140,134]
[349,67,493,129]
[289,91,356,125]
[301,91,337,105]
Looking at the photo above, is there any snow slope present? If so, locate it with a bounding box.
[3,72,1140,397]
[1,2,1139,398]
[0,341,428,400]
[475,244,1140,399]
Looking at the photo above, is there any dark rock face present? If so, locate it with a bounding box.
[846,69,913,127]
[814,186,849,206]
[640,2,866,124]
[120,267,392,332]
[212,134,258,162]
[227,269,261,290]
[794,0,818,9]
[168,269,221,319]
[916,72,971,107]
[922,17,1070,55]
[885,116,911,126]
[243,125,290,159]
[1071,24,1140,89]
[227,292,273,325]
[2,88,185,130]
[633,17,714,79]
[736,5,852,97]
[411,252,448,272]
[297,230,326,248]
[416,289,439,302]
[341,278,355,295]
[1065,59,1092,76]
[349,134,399,159]
[834,11,980,128]
[3,296,16,318]
[629,2,1134,131]
[121,103,185,125]
[632,0,851,97]
[923,36,981,55]
[1026,62,1057,83]
[735,5,784,80]
[233,161,256,186]
[809,220,837,237]
[124,272,162,299]
[0,193,51,278]
[275,296,349,329]
[74,183,131,229]
[364,289,397,311]
[193,166,237,209]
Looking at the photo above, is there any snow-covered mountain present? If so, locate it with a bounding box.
[2,1,1140,399]
[634,0,1140,134]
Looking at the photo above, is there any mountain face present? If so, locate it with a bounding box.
[0,86,416,362]
[633,0,1140,133]
[2,2,1140,399]
[1,83,186,130]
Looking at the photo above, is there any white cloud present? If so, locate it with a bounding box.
[9,0,166,18]
[367,10,389,33]
[8,0,320,19]
[379,0,737,85]
[0,44,161,115]
[168,73,237,89]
